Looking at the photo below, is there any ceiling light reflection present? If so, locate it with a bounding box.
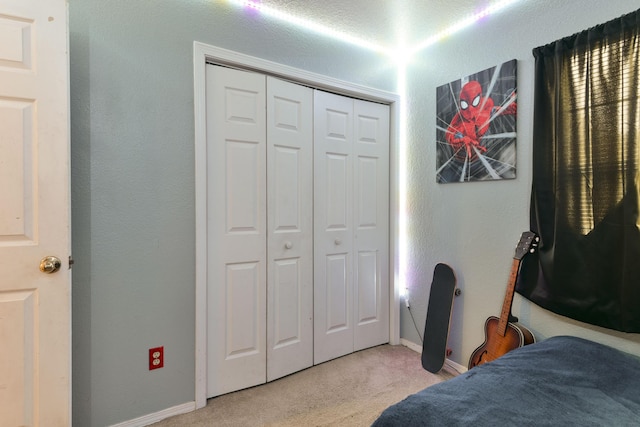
[227,0,392,55]
[410,0,521,54]
[226,0,522,62]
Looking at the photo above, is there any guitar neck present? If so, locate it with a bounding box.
[497,258,520,336]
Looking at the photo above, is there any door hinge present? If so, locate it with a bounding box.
[69,256,75,269]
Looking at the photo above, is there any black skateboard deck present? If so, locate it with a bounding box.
[421,263,457,373]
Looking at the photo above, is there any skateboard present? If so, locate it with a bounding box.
[421,263,457,373]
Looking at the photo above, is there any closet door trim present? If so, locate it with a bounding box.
[194,41,400,410]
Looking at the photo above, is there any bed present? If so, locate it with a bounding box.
[372,336,640,426]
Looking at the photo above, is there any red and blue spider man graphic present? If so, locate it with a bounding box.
[446,80,517,161]
[436,59,518,183]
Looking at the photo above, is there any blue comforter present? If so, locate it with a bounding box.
[373,336,640,426]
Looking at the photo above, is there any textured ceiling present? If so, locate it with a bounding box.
[256,0,518,51]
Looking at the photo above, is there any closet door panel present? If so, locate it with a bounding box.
[326,253,350,331]
[207,65,267,397]
[271,258,302,341]
[266,77,313,381]
[326,153,349,227]
[225,140,261,235]
[225,262,262,355]
[357,250,379,321]
[314,90,354,364]
[353,100,390,351]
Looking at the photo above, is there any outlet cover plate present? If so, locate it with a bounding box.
[149,346,164,370]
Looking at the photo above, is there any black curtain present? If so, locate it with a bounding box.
[517,10,640,332]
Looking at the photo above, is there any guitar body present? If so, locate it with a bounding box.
[467,232,539,369]
[468,316,536,369]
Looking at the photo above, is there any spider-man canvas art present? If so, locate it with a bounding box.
[436,59,517,183]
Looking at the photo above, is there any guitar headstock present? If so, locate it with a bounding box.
[513,231,539,260]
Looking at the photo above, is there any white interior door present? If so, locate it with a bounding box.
[353,100,390,351]
[0,0,71,425]
[313,90,355,364]
[266,76,313,381]
[206,65,267,397]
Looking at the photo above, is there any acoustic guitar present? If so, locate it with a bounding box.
[468,231,538,369]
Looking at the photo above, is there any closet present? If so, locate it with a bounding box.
[206,65,389,398]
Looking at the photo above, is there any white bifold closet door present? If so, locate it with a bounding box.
[206,65,389,397]
[206,65,313,397]
[313,90,390,365]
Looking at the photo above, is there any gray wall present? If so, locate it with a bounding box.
[70,1,640,426]
[400,0,640,365]
[70,1,395,426]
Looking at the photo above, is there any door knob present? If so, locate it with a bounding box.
[40,256,62,274]
[284,241,293,249]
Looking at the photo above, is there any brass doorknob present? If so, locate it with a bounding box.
[40,256,62,274]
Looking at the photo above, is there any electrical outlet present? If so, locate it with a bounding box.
[149,346,164,370]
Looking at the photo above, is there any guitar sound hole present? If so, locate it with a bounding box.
[473,350,488,367]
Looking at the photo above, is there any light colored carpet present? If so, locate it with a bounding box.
[151,344,454,427]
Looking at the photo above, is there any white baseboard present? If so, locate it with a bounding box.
[400,338,422,353]
[444,358,467,375]
[109,401,196,427]
[400,338,467,375]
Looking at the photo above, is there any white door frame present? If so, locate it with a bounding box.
[193,41,400,409]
